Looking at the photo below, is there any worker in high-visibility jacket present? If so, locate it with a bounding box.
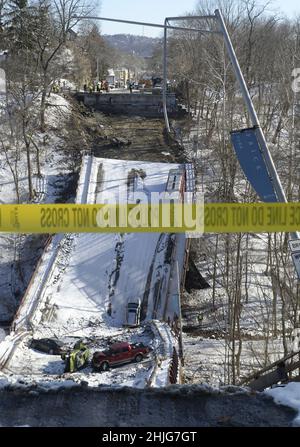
[61,341,90,373]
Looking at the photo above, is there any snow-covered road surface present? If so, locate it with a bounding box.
[1,157,186,388]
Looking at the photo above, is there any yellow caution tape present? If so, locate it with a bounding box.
[0,203,300,234]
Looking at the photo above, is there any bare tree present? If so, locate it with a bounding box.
[29,0,95,131]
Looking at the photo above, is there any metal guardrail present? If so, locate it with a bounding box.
[239,350,300,391]
[148,321,179,386]
[0,331,29,371]
[169,347,180,384]
[11,235,53,332]
[11,156,93,333]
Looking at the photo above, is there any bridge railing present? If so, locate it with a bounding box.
[239,350,300,391]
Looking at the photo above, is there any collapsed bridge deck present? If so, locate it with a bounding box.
[0,157,193,387]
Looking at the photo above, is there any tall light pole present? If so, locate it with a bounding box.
[96,58,99,82]
[214,10,288,204]
[215,9,298,241]
[163,19,169,132]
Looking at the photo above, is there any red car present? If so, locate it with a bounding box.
[92,342,150,372]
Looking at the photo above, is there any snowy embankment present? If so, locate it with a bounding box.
[178,121,298,388]
[266,383,300,427]
[0,93,73,322]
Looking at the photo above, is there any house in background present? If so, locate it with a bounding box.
[106,69,115,86]
[114,68,129,87]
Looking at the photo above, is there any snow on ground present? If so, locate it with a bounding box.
[152,359,172,387]
[3,325,156,388]
[45,93,70,130]
[0,93,73,322]
[183,333,285,386]
[179,120,297,387]
[266,383,300,426]
[59,78,76,91]
[2,322,173,389]
[190,233,287,336]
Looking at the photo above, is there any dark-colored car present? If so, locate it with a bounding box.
[30,338,65,355]
[92,341,150,372]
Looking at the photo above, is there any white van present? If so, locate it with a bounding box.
[126,299,141,327]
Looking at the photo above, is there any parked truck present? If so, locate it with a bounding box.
[92,341,150,372]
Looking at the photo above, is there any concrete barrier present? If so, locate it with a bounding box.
[75,92,181,117]
[0,384,296,426]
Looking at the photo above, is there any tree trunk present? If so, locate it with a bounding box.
[22,122,33,200]
[186,80,190,116]
[40,87,47,133]
[30,137,42,177]
[1,141,20,203]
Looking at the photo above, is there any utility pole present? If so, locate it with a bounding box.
[163,19,170,133]
[214,11,286,202]
[96,58,99,82]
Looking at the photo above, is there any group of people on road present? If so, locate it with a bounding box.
[83,80,109,93]
[52,80,69,93]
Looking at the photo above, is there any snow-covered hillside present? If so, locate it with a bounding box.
[0,93,77,323]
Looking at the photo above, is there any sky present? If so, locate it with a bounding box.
[96,0,300,37]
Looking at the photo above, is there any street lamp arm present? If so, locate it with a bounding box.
[73,15,220,34]
[166,15,218,21]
